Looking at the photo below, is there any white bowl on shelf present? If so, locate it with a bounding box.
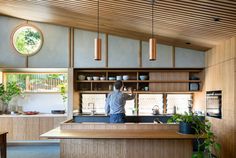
[93,76,100,80]
[116,76,122,80]
[140,75,148,80]
[87,77,92,80]
[123,75,129,80]
[100,77,106,80]
[78,75,86,80]
[108,77,116,80]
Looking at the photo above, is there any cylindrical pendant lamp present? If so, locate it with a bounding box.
[94,38,101,60]
[94,0,102,60]
[149,0,157,61]
[149,38,156,61]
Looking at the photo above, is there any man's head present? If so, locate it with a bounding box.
[114,80,123,90]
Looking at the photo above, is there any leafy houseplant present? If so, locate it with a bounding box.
[0,82,22,113]
[168,112,221,158]
[58,83,68,111]
[168,112,197,134]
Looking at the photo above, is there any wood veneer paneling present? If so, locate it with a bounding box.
[0,116,66,141]
[61,139,192,158]
[194,36,236,158]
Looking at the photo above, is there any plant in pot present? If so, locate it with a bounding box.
[168,112,221,158]
[0,82,22,114]
[168,112,197,134]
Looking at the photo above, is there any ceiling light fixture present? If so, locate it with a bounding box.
[149,0,157,61]
[94,0,101,60]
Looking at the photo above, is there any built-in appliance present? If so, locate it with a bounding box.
[206,90,222,119]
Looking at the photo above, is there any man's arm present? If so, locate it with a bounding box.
[123,87,135,100]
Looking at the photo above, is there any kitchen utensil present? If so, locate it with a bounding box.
[23,111,39,115]
[51,110,65,114]
[152,105,160,115]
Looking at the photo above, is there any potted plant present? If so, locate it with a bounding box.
[193,120,221,158]
[168,112,197,134]
[0,82,22,114]
[168,112,221,158]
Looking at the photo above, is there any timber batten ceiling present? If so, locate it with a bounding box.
[0,0,236,51]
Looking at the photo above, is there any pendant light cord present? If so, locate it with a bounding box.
[97,0,100,38]
[152,0,154,38]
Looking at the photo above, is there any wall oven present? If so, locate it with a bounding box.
[206,90,222,119]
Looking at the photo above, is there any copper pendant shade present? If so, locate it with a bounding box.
[149,0,157,61]
[94,0,101,60]
[94,38,101,60]
[149,38,156,61]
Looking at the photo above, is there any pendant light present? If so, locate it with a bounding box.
[94,0,101,60]
[149,0,157,61]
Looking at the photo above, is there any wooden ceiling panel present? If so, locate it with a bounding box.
[0,0,236,51]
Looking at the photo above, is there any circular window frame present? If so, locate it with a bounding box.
[11,23,44,56]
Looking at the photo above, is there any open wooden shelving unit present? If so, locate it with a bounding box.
[74,68,203,93]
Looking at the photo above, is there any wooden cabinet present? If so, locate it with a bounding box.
[74,69,202,93]
[0,116,67,141]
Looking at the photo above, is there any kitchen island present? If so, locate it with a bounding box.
[42,119,200,158]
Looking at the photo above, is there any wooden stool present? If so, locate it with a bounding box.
[0,132,7,158]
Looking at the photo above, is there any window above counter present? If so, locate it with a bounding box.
[3,72,67,93]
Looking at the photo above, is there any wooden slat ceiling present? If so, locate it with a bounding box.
[0,0,236,51]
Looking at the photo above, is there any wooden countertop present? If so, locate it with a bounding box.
[0,114,67,118]
[41,127,201,139]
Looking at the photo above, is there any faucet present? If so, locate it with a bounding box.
[88,102,96,115]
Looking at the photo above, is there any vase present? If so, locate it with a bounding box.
[2,103,10,114]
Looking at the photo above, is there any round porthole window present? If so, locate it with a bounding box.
[12,24,43,56]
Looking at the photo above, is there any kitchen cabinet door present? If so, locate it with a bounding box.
[0,16,26,68]
[175,47,205,68]
[0,117,13,140]
[28,22,69,68]
[12,117,40,140]
[108,35,139,68]
[74,29,106,68]
[141,41,173,68]
[39,117,54,140]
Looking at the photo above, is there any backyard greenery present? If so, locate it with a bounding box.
[13,26,42,55]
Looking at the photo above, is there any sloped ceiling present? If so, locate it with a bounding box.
[0,0,236,51]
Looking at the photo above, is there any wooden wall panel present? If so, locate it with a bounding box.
[61,139,192,158]
[149,72,189,92]
[194,36,236,158]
